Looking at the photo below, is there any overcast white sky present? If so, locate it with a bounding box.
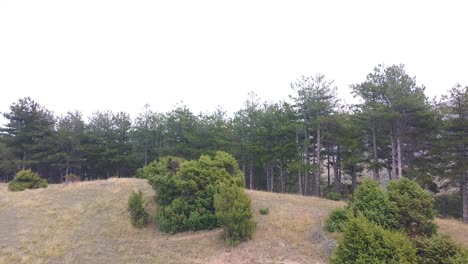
[1,0,467,121]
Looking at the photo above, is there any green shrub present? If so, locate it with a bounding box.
[259,207,269,215]
[326,192,342,201]
[8,169,48,191]
[128,190,149,228]
[350,179,399,230]
[138,156,185,179]
[151,152,245,233]
[214,183,256,246]
[435,192,462,219]
[387,178,437,237]
[324,207,351,232]
[450,250,468,264]
[414,235,465,264]
[330,214,417,264]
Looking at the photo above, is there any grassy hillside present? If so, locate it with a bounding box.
[0,179,466,264]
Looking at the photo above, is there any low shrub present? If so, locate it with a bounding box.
[387,178,437,237]
[214,183,256,246]
[8,169,48,191]
[324,207,351,232]
[259,207,269,215]
[128,190,149,228]
[326,192,342,201]
[414,235,466,264]
[331,214,417,264]
[435,192,462,219]
[350,179,399,230]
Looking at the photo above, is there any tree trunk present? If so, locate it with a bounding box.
[249,159,254,190]
[266,162,270,192]
[396,120,403,178]
[270,163,274,192]
[280,161,285,193]
[371,124,380,181]
[327,152,331,190]
[391,125,397,180]
[332,154,337,192]
[22,149,26,170]
[351,165,357,192]
[242,161,246,187]
[462,171,468,224]
[298,168,303,195]
[315,126,321,196]
[304,127,310,196]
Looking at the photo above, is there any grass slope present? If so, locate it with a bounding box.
[0,178,466,264]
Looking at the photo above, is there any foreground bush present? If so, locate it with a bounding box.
[149,152,246,233]
[128,190,149,228]
[214,183,256,245]
[331,214,416,264]
[324,207,351,232]
[350,179,398,230]
[414,235,467,264]
[387,178,437,237]
[8,169,48,191]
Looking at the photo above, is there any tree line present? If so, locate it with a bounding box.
[0,64,466,222]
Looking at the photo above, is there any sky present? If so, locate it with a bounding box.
[1,0,467,122]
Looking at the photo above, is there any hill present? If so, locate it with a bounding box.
[0,178,466,264]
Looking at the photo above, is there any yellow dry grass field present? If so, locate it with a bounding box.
[0,178,466,264]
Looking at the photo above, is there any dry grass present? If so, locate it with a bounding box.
[436,218,468,248]
[0,179,345,264]
[1,178,466,264]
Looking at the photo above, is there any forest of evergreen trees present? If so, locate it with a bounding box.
[0,64,467,222]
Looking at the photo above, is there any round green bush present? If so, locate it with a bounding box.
[331,214,417,264]
[387,178,437,237]
[151,151,246,234]
[8,169,48,192]
[326,192,342,201]
[214,183,256,246]
[414,235,466,264]
[259,207,269,215]
[324,207,351,232]
[350,179,399,230]
[128,190,149,228]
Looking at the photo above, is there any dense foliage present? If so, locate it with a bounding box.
[330,214,417,264]
[350,179,398,230]
[214,183,256,245]
[387,178,437,237]
[324,207,351,232]
[8,169,48,191]
[325,178,465,263]
[145,152,247,234]
[326,192,342,201]
[413,235,467,264]
[128,190,149,228]
[0,65,466,222]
